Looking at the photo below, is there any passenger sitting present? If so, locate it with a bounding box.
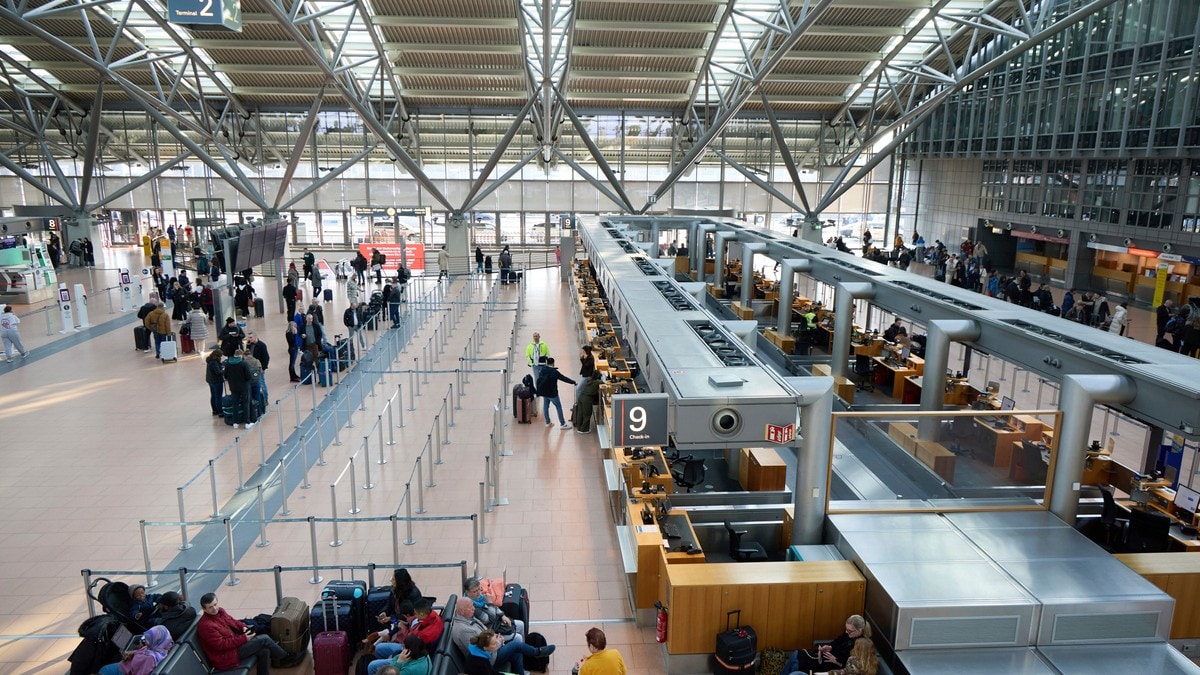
[450,597,555,675]
[196,592,289,675]
[128,584,160,627]
[98,624,173,675]
[155,591,197,640]
[367,634,432,675]
[824,636,877,675]
[464,576,525,642]
[366,601,416,654]
[783,614,870,674]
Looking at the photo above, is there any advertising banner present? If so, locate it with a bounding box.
[357,242,426,275]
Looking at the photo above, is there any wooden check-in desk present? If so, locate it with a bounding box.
[737,447,787,491]
[1116,553,1200,638]
[619,447,673,495]
[887,422,955,482]
[901,376,982,406]
[872,356,917,400]
[974,415,1051,468]
[662,561,865,655]
[632,509,706,610]
[812,363,855,403]
[852,336,886,357]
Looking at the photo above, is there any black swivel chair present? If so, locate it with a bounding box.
[672,458,706,493]
[853,354,874,392]
[724,521,768,562]
[1124,507,1172,553]
[1096,484,1129,551]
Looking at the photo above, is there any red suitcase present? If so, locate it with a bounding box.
[313,596,351,675]
[179,331,196,354]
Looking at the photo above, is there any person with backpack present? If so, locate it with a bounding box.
[372,248,386,285]
[143,302,171,358]
[223,349,255,429]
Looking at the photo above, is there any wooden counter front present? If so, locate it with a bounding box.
[1115,553,1200,638]
[665,561,865,654]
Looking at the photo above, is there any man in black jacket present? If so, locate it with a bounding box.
[344,302,367,350]
[535,357,576,430]
[246,331,270,410]
[223,349,254,429]
[282,279,297,318]
[156,592,198,640]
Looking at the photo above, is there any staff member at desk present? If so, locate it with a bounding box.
[883,318,903,343]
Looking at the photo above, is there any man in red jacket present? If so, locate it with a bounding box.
[197,593,289,675]
[409,597,445,649]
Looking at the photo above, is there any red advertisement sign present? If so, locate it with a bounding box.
[357,242,426,274]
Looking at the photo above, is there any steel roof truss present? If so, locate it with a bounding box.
[463,149,540,215]
[556,92,635,213]
[758,91,810,214]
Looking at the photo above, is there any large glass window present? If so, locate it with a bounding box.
[1008,161,1042,215]
[1043,161,1080,218]
[1126,160,1180,228]
[1081,160,1125,224]
[979,161,1007,211]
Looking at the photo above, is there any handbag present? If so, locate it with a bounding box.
[372,264,381,271]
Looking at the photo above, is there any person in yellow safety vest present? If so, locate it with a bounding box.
[803,310,818,331]
[526,332,550,384]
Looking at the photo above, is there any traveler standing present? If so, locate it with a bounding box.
[438,245,450,282]
[475,246,484,274]
[534,357,575,430]
[0,306,29,361]
[205,349,225,416]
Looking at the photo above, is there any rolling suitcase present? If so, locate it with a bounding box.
[323,580,368,642]
[365,586,393,631]
[270,596,310,664]
[324,288,334,302]
[254,297,265,318]
[134,326,151,351]
[317,357,330,387]
[159,333,178,362]
[313,596,351,675]
[295,288,302,303]
[222,395,241,426]
[715,610,756,668]
[179,330,196,354]
[513,386,533,423]
[501,583,529,632]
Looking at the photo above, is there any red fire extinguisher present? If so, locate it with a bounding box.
[654,601,668,643]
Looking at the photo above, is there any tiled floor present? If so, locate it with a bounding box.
[0,250,658,673]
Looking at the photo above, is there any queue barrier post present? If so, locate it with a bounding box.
[223,518,240,586]
[478,482,490,543]
[307,516,323,584]
[279,459,291,516]
[329,486,343,547]
[404,484,416,545]
[208,459,222,518]
[140,520,157,588]
[255,485,270,548]
[349,458,362,513]
[177,488,192,551]
[415,460,427,515]
[362,438,375,490]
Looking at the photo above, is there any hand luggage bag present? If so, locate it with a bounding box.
[715,610,756,667]
[134,326,150,351]
[525,632,550,672]
[323,580,367,643]
[159,333,178,362]
[501,583,529,629]
[317,356,330,387]
[222,395,243,426]
[254,297,265,318]
[295,288,302,302]
[513,386,532,423]
[270,596,310,663]
[179,330,196,354]
[365,585,393,630]
[313,596,351,675]
[324,288,334,302]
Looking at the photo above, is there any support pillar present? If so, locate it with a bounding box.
[830,282,875,380]
[917,320,982,438]
[649,222,661,258]
[713,231,738,287]
[1049,374,1136,523]
[775,259,812,335]
[788,376,836,544]
[739,243,768,306]
[694,224,716,281]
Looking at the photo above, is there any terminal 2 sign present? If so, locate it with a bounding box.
[168,0,242,31]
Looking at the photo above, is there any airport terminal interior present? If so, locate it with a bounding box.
[3,1,1200,674]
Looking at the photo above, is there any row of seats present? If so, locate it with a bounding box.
[150,616,253,675]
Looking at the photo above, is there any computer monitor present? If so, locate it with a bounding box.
[1000,396,1016,411]
[656,498,672,522]
[1174,485,1200,521]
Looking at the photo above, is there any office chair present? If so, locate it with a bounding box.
[672,458,706,493]
[1124,507,1172,553]
[724,521,769,562]
[1096,485,1129,551]
[853,354,875,392]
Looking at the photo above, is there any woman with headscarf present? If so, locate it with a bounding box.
[98,624,173,675]
[573,371,603,434]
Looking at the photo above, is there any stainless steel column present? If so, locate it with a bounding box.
[1049,374,1136,522]
[830,282,875,380]
[917,320,982,437]
[649,222,661,258]
[694,223,716,280]
[739,243,768,306]
[776,259,813,335]
[713,231,738,287]
[790,376,836,544]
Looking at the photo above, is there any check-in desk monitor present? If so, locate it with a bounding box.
[1175,485,1200,524]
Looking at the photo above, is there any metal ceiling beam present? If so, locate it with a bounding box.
[712,148,805,215]
[683,0,735,125]
[274,90,325,210]
[758,91,810,215]
[281,145,378,212]
[556,91,635,213]
[553,148,628,212]
[351,0,411,122]
[463,149,540,214]
[77,83,105,208]
[814,0,1122,214]
[643,0,838,212]
[89,153,190,210]
[257,0,452,211]
[460,97,535,211]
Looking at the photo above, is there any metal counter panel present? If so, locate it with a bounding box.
[963,527,1110,562]
[898,647,1055,675]
[1039,643,1200,674]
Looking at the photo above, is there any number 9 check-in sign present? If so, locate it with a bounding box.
[612,394,669,447]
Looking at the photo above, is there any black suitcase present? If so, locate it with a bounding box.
[222,394,241,425]
[713,654,756,675]
[365,585,393,630]
[324,288,334,302]
[254,297,265,318]
[484,256,493,274]
[134,326,150,351]
[322,580,367,642]
[715,610,756,667]
[501,583,529,634]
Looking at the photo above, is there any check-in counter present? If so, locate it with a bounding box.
[662,561,865,655]
[1115,553,1200,638]
[812,363,855,403]
[737,447,787,491]
[620,447,673,495]
[887,422,955,482]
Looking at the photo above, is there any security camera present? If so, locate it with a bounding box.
[1163,243,1173,253]
[1030,226,1038,234]
[1057,229,1065,238]
[1123,238,1133,247]
[711,408,741,436]
[1088,233,1097,243]
[1004,223,1013,231]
